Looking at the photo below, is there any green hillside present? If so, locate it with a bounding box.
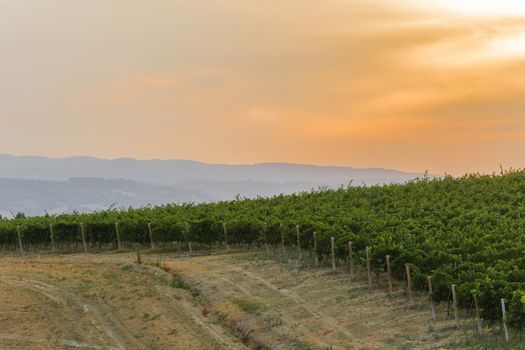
[1,170,525,327]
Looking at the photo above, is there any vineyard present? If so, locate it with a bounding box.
[1,170,525,332]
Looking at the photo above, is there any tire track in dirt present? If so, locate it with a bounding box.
[0,277,142,350]
[0,333,106,349]
[233,267,354,339]
[237,259,460,350]
[0,255,250,350]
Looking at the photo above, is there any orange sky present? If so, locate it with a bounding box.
[1,0,524,175]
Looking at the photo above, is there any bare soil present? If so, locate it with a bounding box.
[0,249,465,349]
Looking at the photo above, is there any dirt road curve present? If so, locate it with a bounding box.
[0,251,460,349]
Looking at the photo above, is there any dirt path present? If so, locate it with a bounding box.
[0,251,463,349]
[0,254,245,350]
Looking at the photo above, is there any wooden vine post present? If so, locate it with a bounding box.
[49,223,56,252]
[348,241,354,276]
[115,222,122,250]
[313,232,319,266]
[501,298,510,342]
[406,264,413,306]
[280,223,285,254]
[186,222,192,256]
[473,294,483,337]
[428,276,436,321]
[263,223,270,255]
[366,246,372,290]
[386,255,393,298]
[331,237,336,270]
[80,223,88,254]
[451,284,459,329]
[148,223,155,249]
[295,225,302,261]
[223,222,230,251]
[16,225,23,255]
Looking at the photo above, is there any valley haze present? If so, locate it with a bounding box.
[0,154,427,217]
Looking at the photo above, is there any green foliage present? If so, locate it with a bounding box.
[171,276,189,289]
[508,289,525,329]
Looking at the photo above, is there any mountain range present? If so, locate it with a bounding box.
[0,154,428,216]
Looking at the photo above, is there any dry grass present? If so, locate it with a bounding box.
[0,249,507,349]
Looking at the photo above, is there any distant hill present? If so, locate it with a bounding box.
[0,154,429,216]
[0,154,423,184]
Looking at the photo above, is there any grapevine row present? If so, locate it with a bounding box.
[1,171,524,327]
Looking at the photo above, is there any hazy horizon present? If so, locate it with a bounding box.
[0,153,519,177]
[0,154,429,216]
[0,153,429,172]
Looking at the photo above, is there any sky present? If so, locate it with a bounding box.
[1,0,524,175]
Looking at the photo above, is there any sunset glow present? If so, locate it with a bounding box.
[0,0,524,175]
[428,1,525,16]
[491,32,525,57]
